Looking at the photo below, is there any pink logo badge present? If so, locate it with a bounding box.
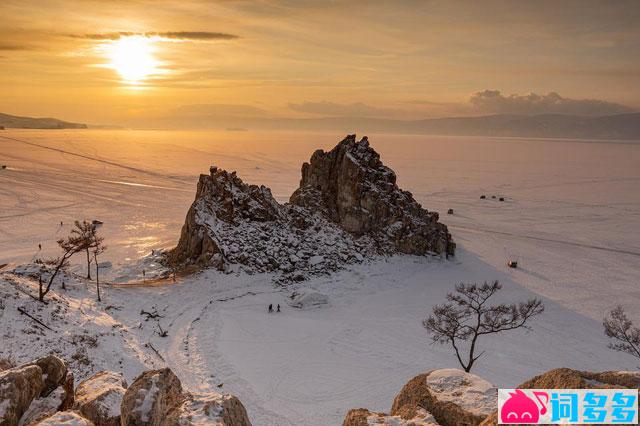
[501,389,549,424]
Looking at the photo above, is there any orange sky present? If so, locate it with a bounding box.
[1,0,639,127]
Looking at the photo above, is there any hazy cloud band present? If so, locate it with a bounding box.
[70,31,239,41]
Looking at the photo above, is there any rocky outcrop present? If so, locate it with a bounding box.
[168,135,454,280]
[291,135,455,256]
[167,163,374,280]
[0,365,44,426]
[390,369,496,426]
[168,167,281,270]
[0,356,72,426]
[1,358,251,426]
[120,368,183,426]
[119,367,252,426]
[74,371,127,426]
[342,369,496,426]
[347,368,640,426]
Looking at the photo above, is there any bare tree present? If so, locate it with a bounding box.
[603,306,640,362]
[38,231,85,302]
[423,281,544,372]
[93,239,106,302]
[69,221,99,280]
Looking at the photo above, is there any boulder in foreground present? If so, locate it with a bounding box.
[120,368,183,426]
[74,371,127,426]
[390,369,496,426]
[0,357,252,426]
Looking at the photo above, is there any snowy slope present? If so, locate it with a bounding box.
[1,129,639,425]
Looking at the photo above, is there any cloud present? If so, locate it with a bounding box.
[288,101,411,119]
[70,31,239,41]
[0,42,38,51]
[149,31,238,40]
[469,90,634,116]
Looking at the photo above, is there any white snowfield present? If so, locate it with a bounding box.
[1,130,639,426]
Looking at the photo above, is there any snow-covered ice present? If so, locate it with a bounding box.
[1,129,639,425]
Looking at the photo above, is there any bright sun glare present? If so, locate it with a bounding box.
[107,36,159,83]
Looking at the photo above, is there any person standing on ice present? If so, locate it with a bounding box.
[268,304,273,313]
[277,304,281,312]
[38,243,41,251]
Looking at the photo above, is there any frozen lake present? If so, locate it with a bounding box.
[1,129,638,321]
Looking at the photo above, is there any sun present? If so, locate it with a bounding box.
[107,36,159,83]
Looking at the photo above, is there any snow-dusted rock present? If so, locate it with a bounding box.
[167,135,454,281]
[390,369,496,426]
[19,388,66,426]
[167,167,281,270]
[26,355,67,398]
[163,392,251,426]
[290,135,455,256]
[32,411,93,425]
[0,365,44,426]
[288,291,329,309]
[343,408,439,426]
[74,371,127,426]
[120,368,183,426]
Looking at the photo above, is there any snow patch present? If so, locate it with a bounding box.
[288,291,329,309]
[426,369,496,417]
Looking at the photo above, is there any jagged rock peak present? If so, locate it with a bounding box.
[167,135,454,279]
[291,134,455,256]
[200,165,281,223]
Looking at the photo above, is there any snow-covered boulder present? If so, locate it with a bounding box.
[163,392,251,426]
[343,408,439,426]
[390,369,496,426]
[74,371,127,426]
[32,411,94,425]
[288,291,329,309]
[120,368,183,426]
[0,365,44,426]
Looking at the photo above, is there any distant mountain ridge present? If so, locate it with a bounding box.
[2,110,639,140]
[0,112,87,129]
[237,112,640,140]
[143,110,640,140]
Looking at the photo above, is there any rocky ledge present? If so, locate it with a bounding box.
[0,356,251,426]
[343,368,640,426]
[167,135,454,280]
